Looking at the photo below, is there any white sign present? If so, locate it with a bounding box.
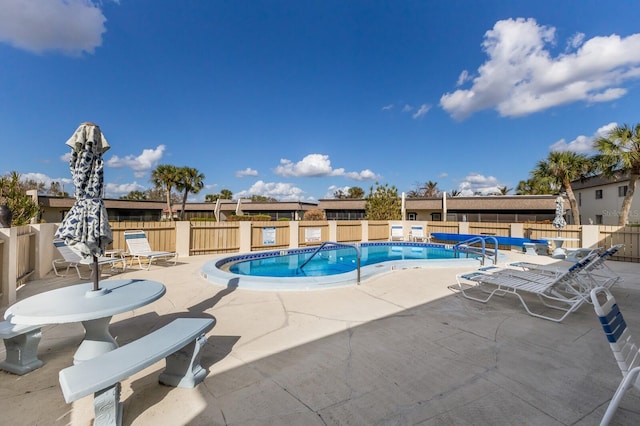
[262,227,276,245]
[305,227,321,243]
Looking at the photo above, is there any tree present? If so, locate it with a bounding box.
[250,195,278,202]
[365,182,401,220]
[0,172,39,225]
[515,177,556,195]
[407,181,440,198]
[120,190,148,200]
[496,185,512,195]
[593,123,640,225]
[334,186,365,199]
[303,209,326,220]
[531,151,594,225]
[151,165,181,221]
[205,189,233,202]
[176,167,205,220]
[449,189,461,197]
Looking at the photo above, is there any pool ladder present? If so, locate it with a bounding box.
[298,241,362,284]
[453,236,498,265]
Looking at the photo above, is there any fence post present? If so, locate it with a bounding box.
[329,221,338,241]
[239,222,251,253]
[361,220,369,242]
[289,221,299,249]
[510,223,524,238]
[0,227,17,306]
[458,222,470,234]
[175,221,191,258]
[581,225,600,248]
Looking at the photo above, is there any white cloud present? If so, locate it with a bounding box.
[412,103,431,119]
[457,173,501,196]
[456,70,471,86]
[0,0,110,55]
[274,154,379,181]
[20,172,72,188]
[440,18,640,119]
[235,180,310,201]
[325,185,351,198]
[104,181,145,198]
[382,104,394,111]
[235,167,258,178]
[402,104,413,112]
[550,121,618,152]
[106,145,166,178]
[566,32,585,51]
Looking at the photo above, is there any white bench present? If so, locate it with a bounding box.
[523,242,549,256]
[0,320,43,375]
[59,317,215,426]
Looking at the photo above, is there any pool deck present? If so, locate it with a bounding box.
[1,251,639,425]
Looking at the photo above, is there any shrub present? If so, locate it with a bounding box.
[303,209,326,220]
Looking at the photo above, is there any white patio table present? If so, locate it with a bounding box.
[543,237,580,259]
[4,279,165,364]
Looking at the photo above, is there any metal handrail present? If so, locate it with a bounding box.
[454,236,498,265]
[298,241,362,284]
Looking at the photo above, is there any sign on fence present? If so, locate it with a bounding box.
[262,227,276,245]
[305,227,321,243]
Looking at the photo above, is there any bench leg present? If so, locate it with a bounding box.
[0,328,43,375]
[159,334,208,388]
[93,382,123,426]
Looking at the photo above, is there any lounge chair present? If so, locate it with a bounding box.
[455,254,600,322]
[591,286,640,425]
[52,239,125,279]
[389,225,404,242]
[509,245,623,291]
[124,230,178,270]
[409,225,430,242]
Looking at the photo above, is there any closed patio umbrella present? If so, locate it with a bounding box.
[55,122,112,292]
[552,195,567,231]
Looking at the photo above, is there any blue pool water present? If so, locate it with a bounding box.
[201,242,487,290]
[228,244,459,277]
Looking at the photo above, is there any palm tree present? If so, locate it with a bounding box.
[151,164,180,221]
[497,185,512,195]
[593,123,640,225]
[176,167,205,220]
[531,151,594,225]
[515,177,556,195]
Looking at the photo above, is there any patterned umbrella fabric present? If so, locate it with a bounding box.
[55,123,112,289]
[552,195,567,230]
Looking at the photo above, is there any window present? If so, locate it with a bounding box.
[407,212,417,220]
[619,185,628,197]
[595,214,603,225]
[431,212,442,221]
[595,189,603,199]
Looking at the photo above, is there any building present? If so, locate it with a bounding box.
[572,173,640,225]
[34,194,565,224]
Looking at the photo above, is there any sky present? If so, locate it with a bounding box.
[1,1,640,202]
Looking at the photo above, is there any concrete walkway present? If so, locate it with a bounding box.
[1,251,639,425]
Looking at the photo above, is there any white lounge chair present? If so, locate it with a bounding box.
[409,225,430,242]
[455,254,600,322]
[389,225,405,241]
[591,286,640,425]
[124,230,178,270]
[509,245,623,291]
[52,239,125,279]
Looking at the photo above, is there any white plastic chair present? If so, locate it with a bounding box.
[389,225,404,241]
[124,230,177,270]
[52,239,125,279]
[591,286,640,425]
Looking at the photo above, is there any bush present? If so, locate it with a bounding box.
[303,209,326,220]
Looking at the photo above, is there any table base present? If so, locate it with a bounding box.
[74,316,118,365]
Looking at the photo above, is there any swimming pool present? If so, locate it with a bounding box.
[200,242,489,290]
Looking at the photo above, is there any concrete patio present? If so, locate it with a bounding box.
[1,251,639,425]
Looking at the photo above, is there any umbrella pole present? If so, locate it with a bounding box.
[92,255,100,291]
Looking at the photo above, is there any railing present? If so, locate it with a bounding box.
[298,241,362,284]
[453,236,498,266]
